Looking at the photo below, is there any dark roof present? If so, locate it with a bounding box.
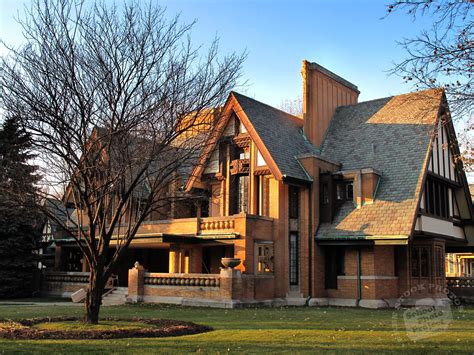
[232,92,317,181]
[317,89,443,238]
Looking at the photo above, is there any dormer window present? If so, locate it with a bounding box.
[322,184,329,205]
[346,183,354,200]
[336,182,353,201]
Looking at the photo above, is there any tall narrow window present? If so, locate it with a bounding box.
[411,246,431,278]
[289,185,300,219]
[411,247,420,277]
[434,246,444,277]
[424,178,451,218]
[322,184,329,205]
[420,248,430,277]
[238,176,248,213]
[289,233,299,285]
[256,175,270,216]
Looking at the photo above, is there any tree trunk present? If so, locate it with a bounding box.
[84,269,105,324]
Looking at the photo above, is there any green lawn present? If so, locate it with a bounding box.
[0,303,473,353]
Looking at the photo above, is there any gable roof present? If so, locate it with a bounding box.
[231,92,316,182]
[187,92,315,189]
[317,88,444,239]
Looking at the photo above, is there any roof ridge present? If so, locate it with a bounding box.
[338,87,444,109]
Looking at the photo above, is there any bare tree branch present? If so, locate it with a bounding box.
[0,0,245,323]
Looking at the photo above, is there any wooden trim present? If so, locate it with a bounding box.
[231,94,284,180]
[418,210,453,223]
[427,171,460,187]
[254,168,271,176]
[413,230,467,243]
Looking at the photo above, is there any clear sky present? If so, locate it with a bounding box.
[1,0,432,107]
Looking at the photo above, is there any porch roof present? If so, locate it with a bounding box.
[54,232,240,245]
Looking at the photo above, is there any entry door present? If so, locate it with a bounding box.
[289,233,299,286]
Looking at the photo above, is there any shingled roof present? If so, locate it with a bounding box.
[231,92,316,182]
[317,88,444,239]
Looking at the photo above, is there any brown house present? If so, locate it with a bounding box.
[46,60,474,308]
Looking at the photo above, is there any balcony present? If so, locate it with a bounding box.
[131,214,273,242]
[53,214,273,245]
[230,158,250,175]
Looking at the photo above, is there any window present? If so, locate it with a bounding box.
[322,184,329,205]
[256,175,270,216]
[434,246,444,277]
[289,233,299,285]
[325,247,345,289]
[255,242,274,274]
[411,246,431,278]
[289,185,300,219]
[346,183,354,200]
[424,178,450,218]
[336,184,345,201]
[336,182,353,201]
[237,176,248,213]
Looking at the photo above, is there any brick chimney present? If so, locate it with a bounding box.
[301,60,359,148]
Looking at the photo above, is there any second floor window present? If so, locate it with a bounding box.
[424,178,450,218]
[321,184,329,205]
[336,182,353,201]
[289,185,300,219]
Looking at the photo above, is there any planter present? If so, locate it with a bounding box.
[221,258,241,269]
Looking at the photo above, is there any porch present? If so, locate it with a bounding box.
[41,261,274,308]
[47,213,275,305]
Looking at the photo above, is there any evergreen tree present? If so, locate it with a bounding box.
[0,116,41,298]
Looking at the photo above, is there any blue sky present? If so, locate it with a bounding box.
[1,0,432,107]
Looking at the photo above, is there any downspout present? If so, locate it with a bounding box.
[356,248,362,306]
[308,183,313,302]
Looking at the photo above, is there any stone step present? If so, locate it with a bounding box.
[101,288,128,306]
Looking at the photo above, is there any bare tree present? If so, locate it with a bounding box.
[386,0,473,172]
[0,0,245,323]
[278,97,303,118]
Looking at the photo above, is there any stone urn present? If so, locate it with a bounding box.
[221,257,241,269]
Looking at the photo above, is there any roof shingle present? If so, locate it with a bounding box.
[317,89,443,239]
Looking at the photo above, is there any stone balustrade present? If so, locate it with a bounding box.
[144,273,220,287]
[44,271,90,283]
[200,218,235,231]
[447,277,474,288]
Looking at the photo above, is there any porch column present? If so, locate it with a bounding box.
[128,261,145,303]
[169,245,180,273]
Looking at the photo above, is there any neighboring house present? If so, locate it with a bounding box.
[39,198,77,270]
[47,60,474,308]
[445,184,474,278]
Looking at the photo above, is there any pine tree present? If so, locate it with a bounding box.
[0,116,42,298]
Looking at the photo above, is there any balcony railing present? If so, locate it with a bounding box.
[44,271,89,283]
[230,158,250,175]
[200,217,235,232]
[447,277,474,288]
[144,273,220,287]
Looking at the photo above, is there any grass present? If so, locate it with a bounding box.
[32,320,153,332]
[0,303,473,353]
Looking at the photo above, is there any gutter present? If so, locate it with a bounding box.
[356,248,362,307]
[308,183,313,300]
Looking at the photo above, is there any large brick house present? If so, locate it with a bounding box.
[46,60,474,308]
